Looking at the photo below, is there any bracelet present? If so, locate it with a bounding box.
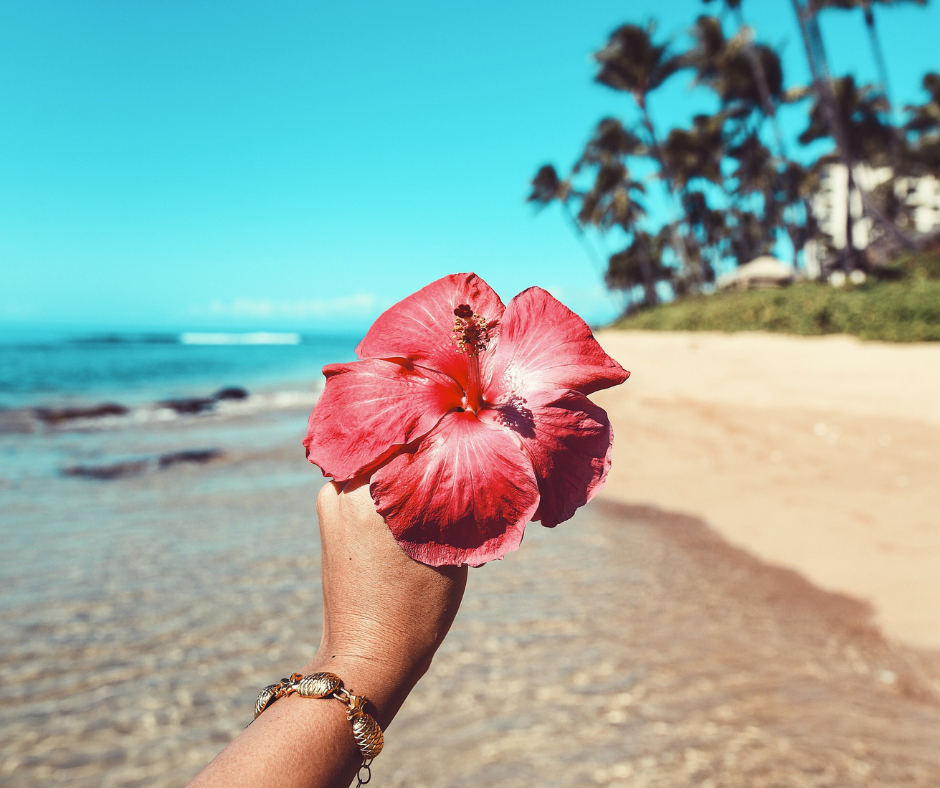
[254,671,384,784]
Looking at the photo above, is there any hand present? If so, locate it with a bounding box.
[187,478,468,788]
[307,477,468,726]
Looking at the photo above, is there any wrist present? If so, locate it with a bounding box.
[300,647,421,729]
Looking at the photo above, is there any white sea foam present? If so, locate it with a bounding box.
[179,332,302,346]
[14,389,323,434]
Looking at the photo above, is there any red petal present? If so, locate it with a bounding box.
[482,287,629,399]
[369,411,540,566]
[356,273,505,389]
[480,389,613,528]
[304,359,463,482]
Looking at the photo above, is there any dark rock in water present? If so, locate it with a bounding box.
[62,449,222,480]
[63,460,150,480]
[158,449,222,469]
[158,398,216,415]
[213,387,249,401]
[157,388,246,415]
[34,403,129,424]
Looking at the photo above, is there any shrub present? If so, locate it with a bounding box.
[612,279,940,342]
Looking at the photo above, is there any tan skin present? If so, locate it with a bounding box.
[186,478,468,788]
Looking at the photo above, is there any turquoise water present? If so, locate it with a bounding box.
[0,329,360,409]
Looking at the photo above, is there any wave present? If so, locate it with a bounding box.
[6,332,304,348]
[0,386,322,435]
[68,334,179,345]
[179,332,302,346]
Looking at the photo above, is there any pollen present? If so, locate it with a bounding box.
[452,304,491,356]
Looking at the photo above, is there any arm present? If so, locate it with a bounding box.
[187,478,468,788]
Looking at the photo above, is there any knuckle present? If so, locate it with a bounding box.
[316,482,338,519]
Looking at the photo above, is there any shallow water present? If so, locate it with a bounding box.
[2,392,940,786]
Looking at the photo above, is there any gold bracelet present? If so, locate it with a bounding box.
[254,671,384,783]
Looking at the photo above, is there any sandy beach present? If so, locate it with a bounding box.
[2,330,939,786]
[594,330,940,649]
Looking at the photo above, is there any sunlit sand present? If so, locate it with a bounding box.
[595,329,940,649]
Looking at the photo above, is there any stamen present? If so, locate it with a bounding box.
[451,304,490,414]
[451,305,491,357]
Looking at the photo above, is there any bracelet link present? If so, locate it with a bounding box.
[253,671,384,760]
[340,692,384,759]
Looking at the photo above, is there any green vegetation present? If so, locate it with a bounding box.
[612,256,940,341]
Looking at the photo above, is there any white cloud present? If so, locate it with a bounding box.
[201,293,379,319]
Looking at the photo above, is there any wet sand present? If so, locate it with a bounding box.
[594,330,940,650]
[2,388,940,786]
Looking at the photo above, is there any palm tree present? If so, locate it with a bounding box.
[660,113,727,282]
[689,11,821,267]
[530,119,655,303]
[790,0,917,257]
[528,164,569,207]
[661,113,726,190]
[727,134,777,224]
[574,120,646,230]
[726,208,773,264]
[905,72,940,141]
[576,117,645,168]
[606,230,673,305]
[573,119,659,305]
[528,163,609,277]
[903,73,940,235]
[592,23,704,285]
[811,0,927,107]
[812,0,928,228]
[694,8,788,155]
[904,72,940,175]
[798,75,894,267]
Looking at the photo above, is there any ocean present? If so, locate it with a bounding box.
[0,328,360,785]
[0,328,360,410]
[0,327,360,493]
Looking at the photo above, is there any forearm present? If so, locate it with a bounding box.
[188,481,468,788]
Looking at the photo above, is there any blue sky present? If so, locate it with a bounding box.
[2,0,938,331]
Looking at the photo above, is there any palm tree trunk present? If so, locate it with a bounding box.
[637,240,658,307]
[862,1,902,221]
[729,3,808,269]
[862,2,892,104]
[845,165,859,270]
[730,7,788,159]
[790,0,916,255]
[637,100,703,286]
[559,201,607,275]
[558,200,647,311]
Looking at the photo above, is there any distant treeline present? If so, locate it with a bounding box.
[530,0,940,309]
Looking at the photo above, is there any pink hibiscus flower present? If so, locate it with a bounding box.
[304,273,629,567]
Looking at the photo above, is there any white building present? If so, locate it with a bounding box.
[804,164,940,275]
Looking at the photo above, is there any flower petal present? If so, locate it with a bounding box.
[480,389,613,528]
[369,411,540,566]
[482,287,629,399]
[304,359,463,483]
[356,273,505,389]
